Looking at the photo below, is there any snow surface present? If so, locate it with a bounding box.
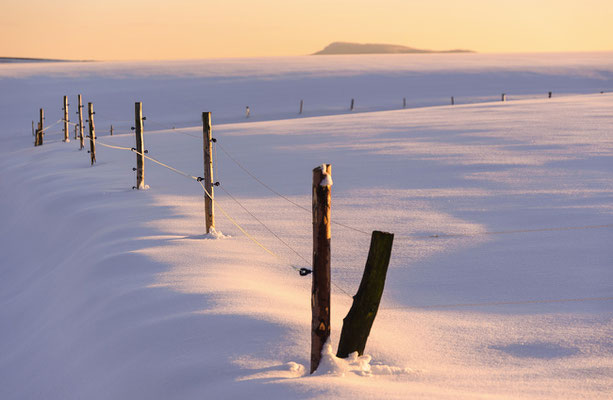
[1,53,612,399]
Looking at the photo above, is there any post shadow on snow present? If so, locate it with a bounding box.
[490,342,581,359]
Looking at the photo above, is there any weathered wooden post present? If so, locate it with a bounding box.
[74,124,78,140]
[311,164,332,374]
[202,112,215,234]
[350,98,355,111]
[299,99,304,114]
[87,102,96,165]
[245,106,250,118]
[78,94,84,150]
[134,102,145,189]
[337,231,394,358]
[63,96,69,142]
[403,97,406,109]
[110,124,114,136]
[36,108,44,146]
[31,120,35,137]
[548,91,552,98]
[501,93,506,102]
[451,96,455,105]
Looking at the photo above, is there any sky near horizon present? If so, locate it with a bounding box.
[1,0,612,60]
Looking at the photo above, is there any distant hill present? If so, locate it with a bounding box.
[0,57,92,63]
[313,42,474,55]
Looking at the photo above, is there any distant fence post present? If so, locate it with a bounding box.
[299,99,304,114]
[87,102,96,165]
[245,106,250,118]
[78,94,84,150]
[202,112,215,234]
[31,120,34,137]
[451,96,455,105]
[35,108,44,146]
[403,97,406,109]
[337,230,394,358]
[110,124,114,136]
[311,164,332,374]
[74,124,78,140]
[63,96,69,142]
[350,98,355,111]
[501,93,506,102]
[134,102,145,189]
[548,91,552,98]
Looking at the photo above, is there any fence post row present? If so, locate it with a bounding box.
[134,102,145,189]
[63,96,69,142]
[311,164,332,374]
[88,102,96,165]
[202,112,215,234]
[78,95,84,150]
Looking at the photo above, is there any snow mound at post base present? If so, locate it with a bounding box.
[313,342,417,377]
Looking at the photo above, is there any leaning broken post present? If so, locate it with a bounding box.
[337,231,394,358]
[88,102,96,165]
[78,94,84,150]
[202,112,215,234]
[311,164,332,374]
[134,102,145,189]
[63,95,69,142]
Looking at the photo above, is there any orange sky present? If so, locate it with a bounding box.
[1,0,612,60]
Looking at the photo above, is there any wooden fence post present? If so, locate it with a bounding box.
[32,120,35,137]
[337,231,394,358]
[110,124,114,136]
[548,91,552,98]
[63,96,69,142]
[403,97,406,109]
[451,96,455,105]
[36,108,44,146]
[202,112,215,234]
[74,124,78,140]
[88,102,96,165]
[134,102,145,189]
[78,94,84,150]
[311,164,332,374]
[350,98,355,111]
[245,106,250,118]
[501,93,506,102]
[299,99,304,114]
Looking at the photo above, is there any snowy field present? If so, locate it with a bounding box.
[1,53,612,399]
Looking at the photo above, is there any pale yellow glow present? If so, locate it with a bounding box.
[1,0,612,60]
